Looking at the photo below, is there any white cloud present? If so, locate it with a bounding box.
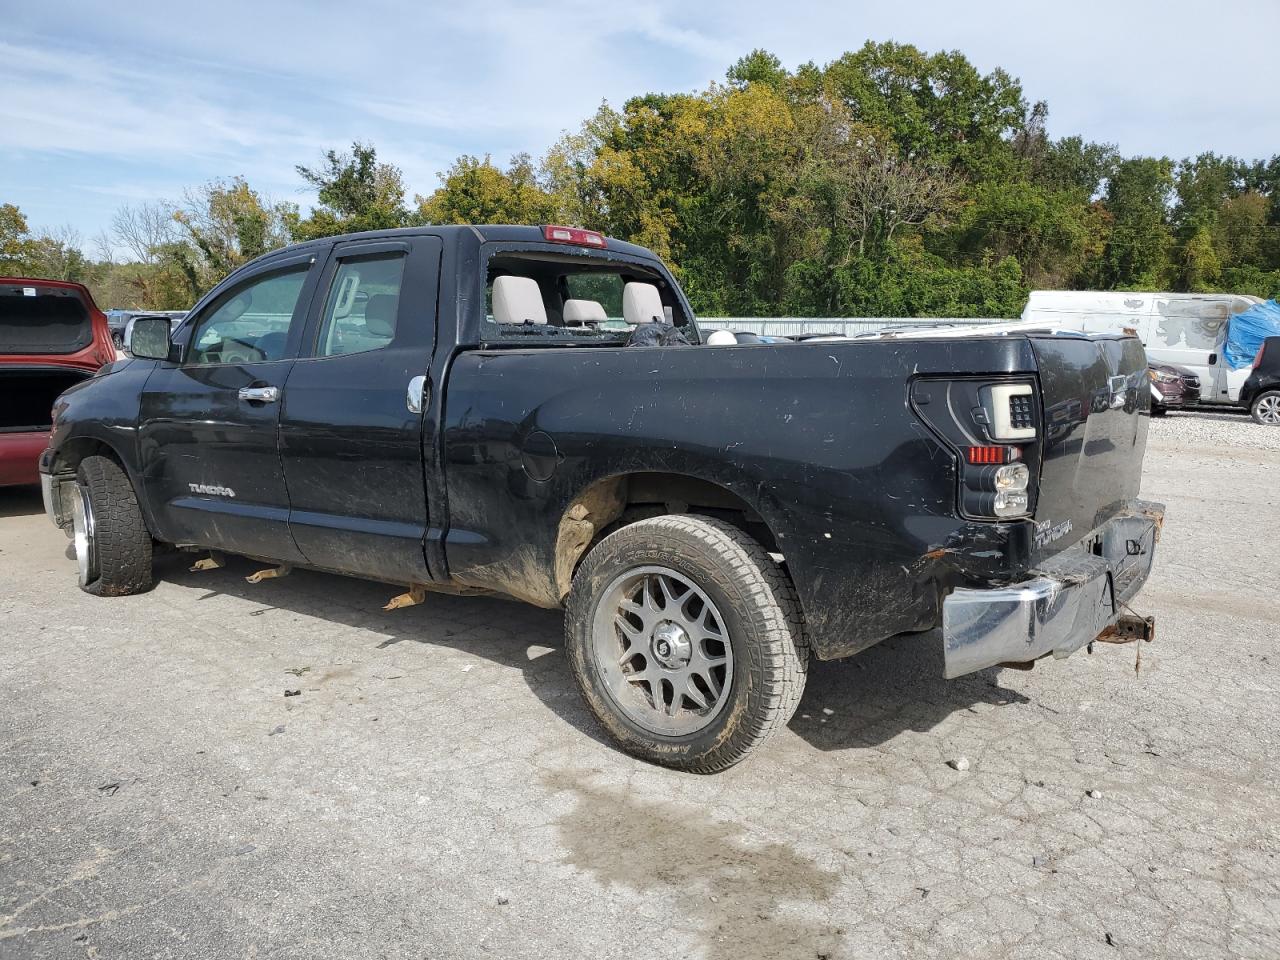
[3,0,1279,241]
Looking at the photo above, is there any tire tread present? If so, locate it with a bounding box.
[78,455,153,596]
[566,514,808,773]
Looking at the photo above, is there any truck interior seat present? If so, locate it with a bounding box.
[493,275,548,325]
[562,298,607,326]
[363,294,398,338]
[622,282,666,326]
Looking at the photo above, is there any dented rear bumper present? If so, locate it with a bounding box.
[941,500,1165,679]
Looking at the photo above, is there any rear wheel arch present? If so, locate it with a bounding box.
[554,470,788,603]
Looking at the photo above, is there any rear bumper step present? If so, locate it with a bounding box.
[941,500,1165,678]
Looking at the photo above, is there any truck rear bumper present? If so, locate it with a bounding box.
[942,500,1165,679]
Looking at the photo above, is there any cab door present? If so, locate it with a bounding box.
[137,253,322,559]
[277,236,442,582]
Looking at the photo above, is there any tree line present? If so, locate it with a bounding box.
[4,43,1279,317]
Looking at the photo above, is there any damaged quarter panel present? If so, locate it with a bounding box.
[440,335,1041,660]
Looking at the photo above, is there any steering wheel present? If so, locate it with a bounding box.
[217,338,266,365]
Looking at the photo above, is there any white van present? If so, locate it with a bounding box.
[1022,291,1265,404]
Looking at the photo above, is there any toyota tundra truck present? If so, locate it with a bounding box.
[39,225,1164,772]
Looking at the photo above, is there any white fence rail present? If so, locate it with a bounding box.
[697,317,1011,337]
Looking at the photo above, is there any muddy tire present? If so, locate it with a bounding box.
[565,514,808,773]
[74,455,153,596]
[1250,390,1280,426]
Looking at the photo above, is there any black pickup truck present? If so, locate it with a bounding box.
[40,225,1164,772]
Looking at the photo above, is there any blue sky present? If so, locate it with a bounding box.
[3,0,1278,253]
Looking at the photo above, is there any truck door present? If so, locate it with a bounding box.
[137,253,321,560]
[277,237,442,583]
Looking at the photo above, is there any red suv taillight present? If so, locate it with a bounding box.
[1254,342,1267,369]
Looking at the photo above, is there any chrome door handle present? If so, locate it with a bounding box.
[238,385,280,403]
[406,375,428,414]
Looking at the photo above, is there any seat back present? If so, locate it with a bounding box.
[562,298,608,326]
[363,294,398,338]
[492,275,547,325]
[622,282,666,326]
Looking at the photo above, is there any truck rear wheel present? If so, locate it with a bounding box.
[564,515,808,773]
[73,455,153,596]
[1251,391,1280,425]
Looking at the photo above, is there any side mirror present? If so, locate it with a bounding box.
[127,316,173,361]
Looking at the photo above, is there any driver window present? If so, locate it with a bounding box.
[187,268,309,366]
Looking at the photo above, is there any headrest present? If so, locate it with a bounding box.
[364,294,398,338]
[623,282,665,326]
[493,275,547,325]
[562,298,608,326]
[705,330,736,345]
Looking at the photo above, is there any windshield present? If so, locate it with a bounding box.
[0,283,93,355]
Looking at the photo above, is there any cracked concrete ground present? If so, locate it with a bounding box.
[2,411,1278,959]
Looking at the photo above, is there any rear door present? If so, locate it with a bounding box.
[1030,334,1149,558]
[137,253,321,559]
[278,236,442,582]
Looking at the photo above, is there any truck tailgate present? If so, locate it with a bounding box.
[1030,334,1149,557]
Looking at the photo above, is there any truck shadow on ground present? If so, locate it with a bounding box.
[154,553,1027,756]
[0,486,44,519]
[788,634,1028,752]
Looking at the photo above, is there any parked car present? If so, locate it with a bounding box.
[1022,291,1265,405]
[107,309,187,348]
[39,225,1164,771]
[1241,336,1280,425]
[1,278,116,487]
[1148,360,1201,416]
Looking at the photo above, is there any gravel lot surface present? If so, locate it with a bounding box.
[2,409,1277,959]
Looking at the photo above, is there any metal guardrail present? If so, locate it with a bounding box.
[697,317,1011,336]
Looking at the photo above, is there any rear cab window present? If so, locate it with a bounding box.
[480,250,694,346]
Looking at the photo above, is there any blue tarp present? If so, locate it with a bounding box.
[1224,300,1280,369]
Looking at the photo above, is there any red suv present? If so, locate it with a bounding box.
[1,278,116,486]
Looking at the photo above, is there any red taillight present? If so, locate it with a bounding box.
[968,446,1019,465]
[1254,342,1267,369]
[542,225,607,248]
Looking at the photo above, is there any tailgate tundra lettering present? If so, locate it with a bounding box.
[1034,518,1073,548]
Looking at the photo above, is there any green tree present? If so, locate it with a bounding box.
[416,154,556,225]
[0,203,38,275]
[293,142,409,240]
[1091,157,1175,288]
[170,176,295,295]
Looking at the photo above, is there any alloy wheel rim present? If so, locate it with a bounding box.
[71,485,97,587]
[591,566,734,737]
[1259,396,1280,424]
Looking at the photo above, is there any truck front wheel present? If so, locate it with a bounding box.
[565,515,808,773]
[73,455,154,596]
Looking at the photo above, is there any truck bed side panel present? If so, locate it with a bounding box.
[440,337,1041,659]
